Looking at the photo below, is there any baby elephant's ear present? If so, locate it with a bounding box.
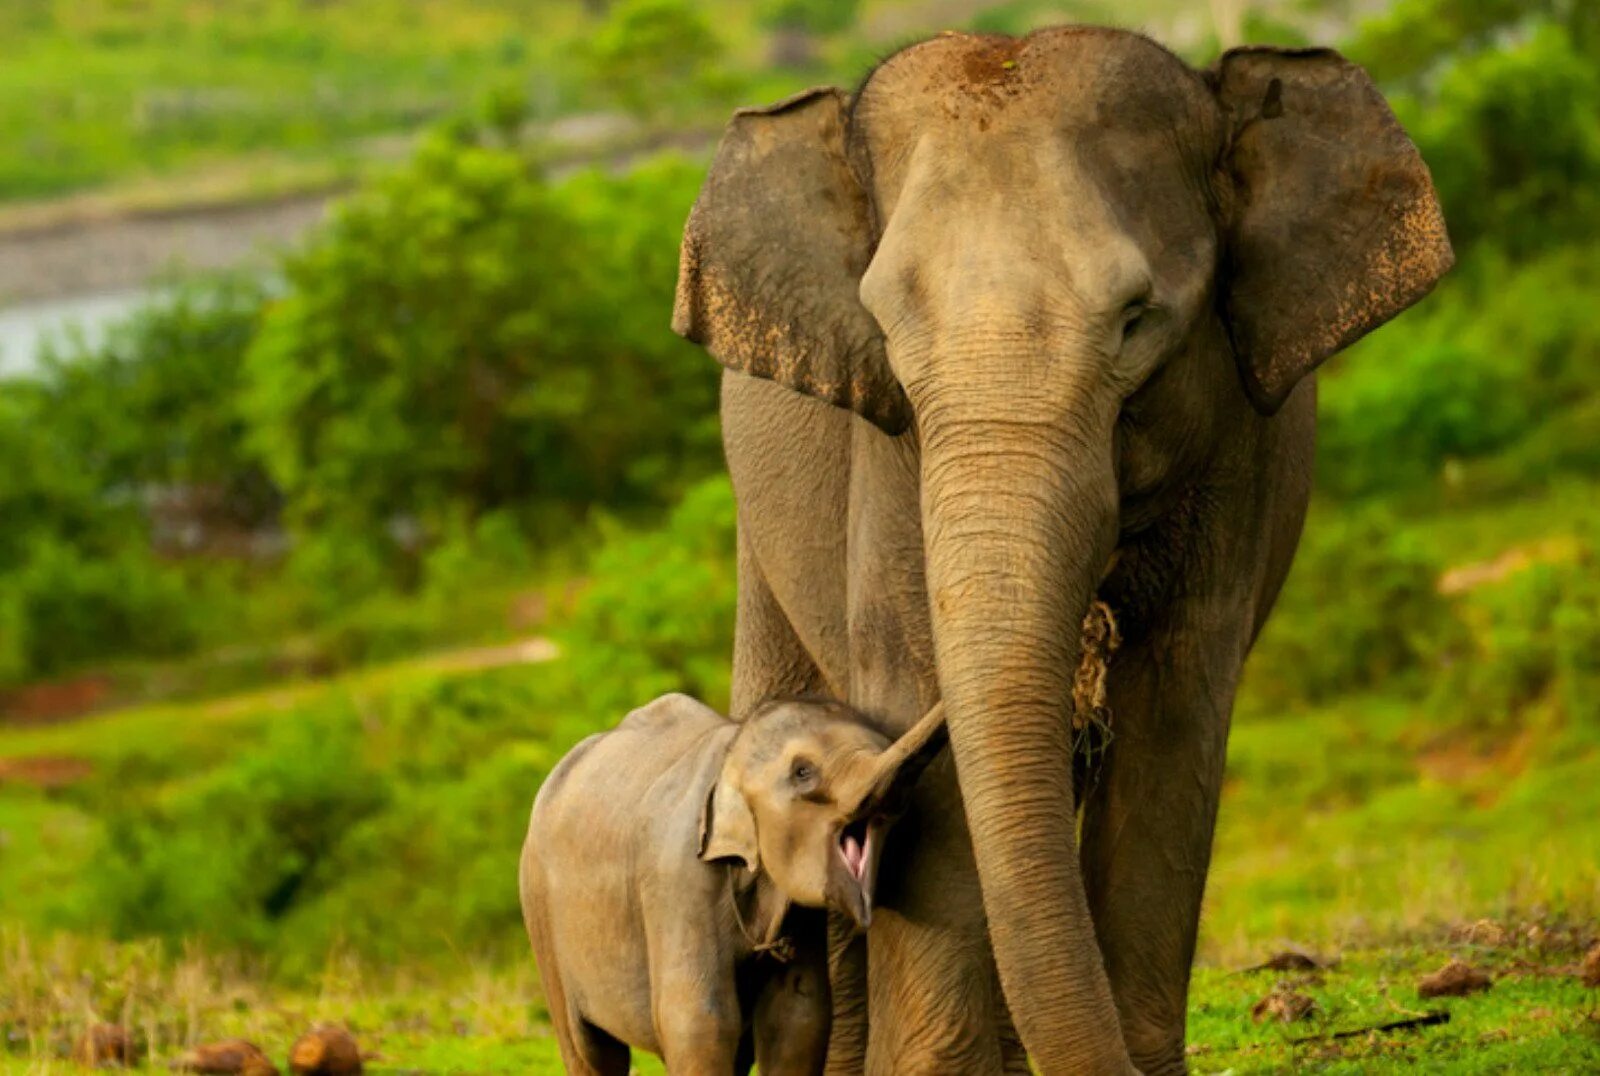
[698,776,759,873]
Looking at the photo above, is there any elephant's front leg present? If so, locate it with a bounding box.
[1078,620,1238,1075]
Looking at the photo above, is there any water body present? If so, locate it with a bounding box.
[0,290,149,378]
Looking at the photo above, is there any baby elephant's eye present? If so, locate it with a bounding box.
[790,759,818,789]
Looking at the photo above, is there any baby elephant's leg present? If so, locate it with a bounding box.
[560,1016,631,1076]
[752,932,832,1076]
[653,967,744,1074]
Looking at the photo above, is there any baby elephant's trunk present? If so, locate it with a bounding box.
[845,702,948,818]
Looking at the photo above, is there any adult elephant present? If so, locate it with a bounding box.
[673,27,1450,1075]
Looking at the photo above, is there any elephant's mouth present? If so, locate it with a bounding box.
[839,817,871,882]
[831,816,883,933]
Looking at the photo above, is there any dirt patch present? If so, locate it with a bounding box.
[417,637,560,675]
[1240,948,1333,973]
[1581,942,1600,988]
[1251,986,1316,1023]
[0,755,94,789]
[960,37,1024,88]
[0,195,330,306]
[1415,727,1535,805]
[1436,538,1579,595]
[0,674,114,725]
[1418,959,1493,998]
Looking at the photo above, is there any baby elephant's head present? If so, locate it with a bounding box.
[698,698,946,932]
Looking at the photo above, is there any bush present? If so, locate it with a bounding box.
[246,133,719,595]
[36,276,278,529]
[582,0,734,121]
[1427,545,1600,733]
[1246,506,1461,707]
[2,542,202,680]
[559,475,737,714]
[1317,246,1600,499]
[91,709,389,954]
[0,279,273,685]
[1355,6,1600,259]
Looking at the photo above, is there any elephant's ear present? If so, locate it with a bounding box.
[698,773,760,873]
[1212,47,1454,414]
[673,87,909,435]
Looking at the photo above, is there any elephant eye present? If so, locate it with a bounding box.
[1121,300,1149,339]
[790,759,818,790]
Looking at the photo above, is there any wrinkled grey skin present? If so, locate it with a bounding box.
[520,694,947,1074]
[672,26,1451,1076]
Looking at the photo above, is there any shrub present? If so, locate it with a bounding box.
[0,279,275,685]
[558,475,737,714]
[35,276,277,529]
[2,541,201,680]
[1427,545,1600,733]
[581,0,733,121]
[1245,506,1461,707]
[1317,246,1600,499]
[245,134,718,593]
[91,709,389,953]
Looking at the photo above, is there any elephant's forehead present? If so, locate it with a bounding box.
[856,28,1216,142]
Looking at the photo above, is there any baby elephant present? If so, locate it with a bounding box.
[520,693,946,1075]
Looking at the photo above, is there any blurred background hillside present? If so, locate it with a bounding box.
[1,0,1598,1071]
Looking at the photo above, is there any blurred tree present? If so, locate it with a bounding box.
[1349,1,1600,259]
[759,0,860,69]
[582,0,728,122]
[244,129,719,594]
[35,277,280,534]
[1351,0,1597,85]
[0,280,274,684]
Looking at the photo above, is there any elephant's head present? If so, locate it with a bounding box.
[676,27,1450,1071]
[699,698,947,932]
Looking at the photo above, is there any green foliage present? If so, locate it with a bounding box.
[1353,6,1600,259]
[0,0,584,200]
[759,0,860,36]
[56,475,736,972]
[37,276,278,527]
[0,541,202,681]
[1429,548,1600,734]
[559,475,737,713]
[1246,507,1460,707]
[245,136,718,595]
[1318,246,1600,499]
[1352,0,1597,85]
[0,280,268,684]
[92,709,389,953]
[582,0,734,121]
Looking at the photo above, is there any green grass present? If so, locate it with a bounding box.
[2,931,1594,1072]
[1190,942,1600,1074]
[0,0,793,205]
[0,2,565,202]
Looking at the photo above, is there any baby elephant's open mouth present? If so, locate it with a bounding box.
[839,817,872,883]
[832,816,882,932]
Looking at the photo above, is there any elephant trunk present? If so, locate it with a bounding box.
[919,407,1134,1074]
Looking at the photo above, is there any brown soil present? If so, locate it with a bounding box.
[288,1026,362,1076]
[174,1039,279,1076]
[1251,986,1316,1023]
[0,674,114,725]
[1581,942,1600,988]
[0,754,93,789]
[1417,959,1493,998]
